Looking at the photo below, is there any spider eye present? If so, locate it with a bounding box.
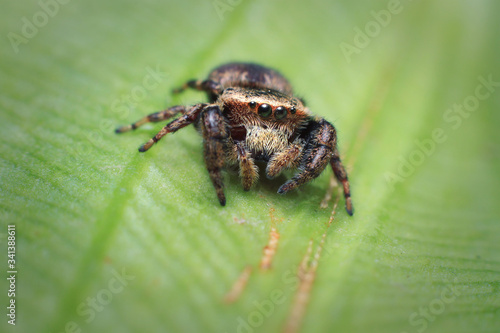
[290,106,296,114]
[274,106,287,120]
[248,101,257,108]
[258,104,272,118]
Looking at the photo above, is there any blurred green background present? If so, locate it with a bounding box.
[1,0,499,332]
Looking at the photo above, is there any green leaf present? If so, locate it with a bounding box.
[1,0,499,332]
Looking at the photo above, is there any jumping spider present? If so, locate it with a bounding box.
[116,62,353,215]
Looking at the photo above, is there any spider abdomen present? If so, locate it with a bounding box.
[208,62,293,95]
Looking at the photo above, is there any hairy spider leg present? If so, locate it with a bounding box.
[172,79,222,97]
[330,149,353,216]
[115,105,188,133]
[138,104,207,152]
[277,119,335,195]
[201,106,229,206]
[236,142,259,191]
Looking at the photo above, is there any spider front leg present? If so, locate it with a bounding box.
[201,106,230,206]
[138,103,206,152]
[115,105,187,133]
[278,118,336,193]
[277,118,353,215]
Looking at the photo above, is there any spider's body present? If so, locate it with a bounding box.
[116,62,353,215]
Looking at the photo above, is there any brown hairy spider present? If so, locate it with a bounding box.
[116,62,353,215]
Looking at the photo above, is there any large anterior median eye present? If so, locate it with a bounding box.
[258,104,272,118]
[274,106,287,120]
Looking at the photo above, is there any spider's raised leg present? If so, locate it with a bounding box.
[115,105,187,133]
[172,79,222,99]
[138,103,206,152]
[278,119,334,193]
[278,118,353,215]
[201,106,229,206]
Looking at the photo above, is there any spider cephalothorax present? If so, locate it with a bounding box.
[116,62,353,215]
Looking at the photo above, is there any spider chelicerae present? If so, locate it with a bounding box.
[116,62,353,215]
